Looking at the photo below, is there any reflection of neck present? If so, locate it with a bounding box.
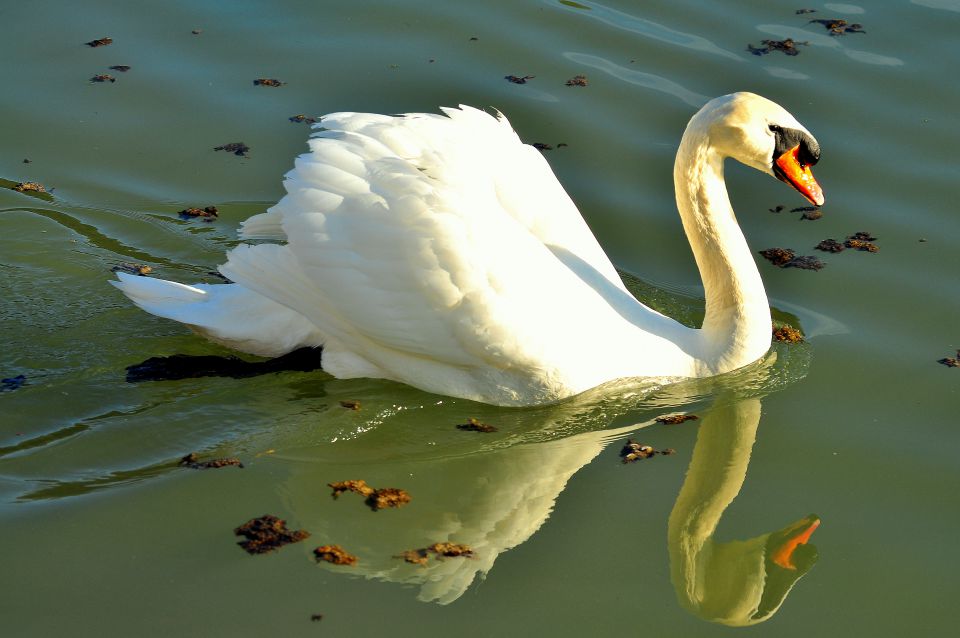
[667,398,764,624]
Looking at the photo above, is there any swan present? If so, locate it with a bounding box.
[113,92,823,406]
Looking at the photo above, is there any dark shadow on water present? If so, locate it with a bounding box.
[125,347,324,382]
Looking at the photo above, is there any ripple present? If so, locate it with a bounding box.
[562,52,708,107]
[552,0,742,61]
[823,3,867,14]
[910,0,960,12]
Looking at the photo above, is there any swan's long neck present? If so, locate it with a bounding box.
[674,117,771,374]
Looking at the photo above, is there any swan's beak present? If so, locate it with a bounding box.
[770,515,820,570]
[774,146,824,207]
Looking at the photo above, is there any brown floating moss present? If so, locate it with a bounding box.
[759,248,824,270]
[816,239,845,253]
[253,78,285,87]
[12,182,46,193]
[938,350,960,368]
[111,263,153,276]
[339,400,361,410]
[809,18,866,36]
[179,452,243,469]
[456,417,497,433]
[109,65,131,72]
[91,74,116,83]
[565,74,588,87]
[505,74,535,84]
[748,38,808,56]
[289,114,319,124]
[313,544,357,566]
[368,487,411,511]
[397,543,474,565]
[234,515,310,554]
[214,142,250,157]
[655,414,698,425]
[619,439,676,463]
[773,324,804,343]
[329,480,410,511]
[86,37,113,47]
[844,232,879,252]
[178,206,219,220]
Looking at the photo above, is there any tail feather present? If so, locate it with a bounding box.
[111,272,324,358]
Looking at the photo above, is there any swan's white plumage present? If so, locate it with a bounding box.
[114,94,821,406]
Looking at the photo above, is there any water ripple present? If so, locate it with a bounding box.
[562,52,707,107]
[552,0,742,61]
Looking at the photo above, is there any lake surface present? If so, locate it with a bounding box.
[2,0,959,635]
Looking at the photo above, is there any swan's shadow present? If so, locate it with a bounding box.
[124,347,323,382]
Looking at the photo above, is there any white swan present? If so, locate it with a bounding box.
[113,92,823,406]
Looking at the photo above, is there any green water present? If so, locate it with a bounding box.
[2,0,959,635]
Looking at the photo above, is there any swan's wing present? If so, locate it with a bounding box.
[220,107,649,402]
[241,107,626,288]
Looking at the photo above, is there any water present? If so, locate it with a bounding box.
[2,0,959,635]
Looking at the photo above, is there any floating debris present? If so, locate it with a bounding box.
[815,239,845,253]
[456,417,497,433]
[192,28,203,35]
[214,142,250,157]
[937,350,960,368]
[655,414,698,425]
[329,480,411,511]
[748,38,808,56]
[809,18,865,35]
[310,614,324,622]
[759,248,824,270]
[620,439,676,463]
[339,400,361,410]
[773,324,804,343]
[313,544,357,566]
[91,74,116,83]
[234,514,310,555]
[22,158,31,163]
[769,204,822,220]
[86,37,113,48]
[397,548,430,566]
[289,114,318,124]
[178,206,219,220]
[179,452,244,470]
[1,375,27,392]
[253,78,285,87]
[532,143,553,151]
[12,181,46,193]
[111,262,153,276]
[368,487,411,511]
[505,74,535,84]
[796,8,816,14]
[844,232,879,252]
[397,542,474,565]
[565,74,588,87]
[469,36,478,41]
[108,65,131,72]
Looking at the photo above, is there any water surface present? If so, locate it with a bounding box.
[2,0,959,635]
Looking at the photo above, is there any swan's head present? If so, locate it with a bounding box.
[695,92,824,206]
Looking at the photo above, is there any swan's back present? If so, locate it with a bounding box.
[220,107,693,405]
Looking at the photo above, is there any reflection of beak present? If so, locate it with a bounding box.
[770,515,820,570]
[774,146,825,206]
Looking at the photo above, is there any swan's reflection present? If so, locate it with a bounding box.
[668,397,819,626]
[281,355,818,622]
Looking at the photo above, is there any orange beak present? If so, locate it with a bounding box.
[775,145,824,207]
[771,516,820,570]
